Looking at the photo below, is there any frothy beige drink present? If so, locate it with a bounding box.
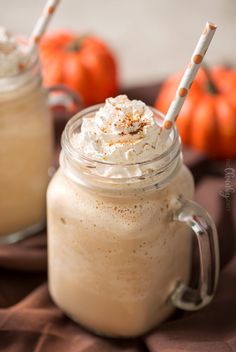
[48,166,193,337]
[0,28,53,242]
[47,96,219,337]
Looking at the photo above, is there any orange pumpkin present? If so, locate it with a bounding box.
[155,66,236,158]
[39,30,118,106]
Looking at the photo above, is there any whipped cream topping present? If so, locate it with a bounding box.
[0,27,25,77]
[74,95,163,164]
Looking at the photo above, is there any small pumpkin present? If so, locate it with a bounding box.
[155,66,236,158]
[39,30,118,106]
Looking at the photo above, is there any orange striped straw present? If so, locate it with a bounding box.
[28,0,60,54]
[160,21,217,143]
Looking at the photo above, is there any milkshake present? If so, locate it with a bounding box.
[47,95,219,337]
[0,27,53,242]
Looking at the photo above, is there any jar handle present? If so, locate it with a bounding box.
[170,196,220,310]
[47,84,82,114]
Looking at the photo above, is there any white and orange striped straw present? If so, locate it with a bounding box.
[160,21,217,143]
[28,0,60,54]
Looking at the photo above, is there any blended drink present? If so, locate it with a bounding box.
[48,95,195,336]
[0,27,53,242]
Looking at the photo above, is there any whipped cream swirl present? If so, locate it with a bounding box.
[75,95,163,164]
[0,27,25,77]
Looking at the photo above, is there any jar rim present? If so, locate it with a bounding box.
[62,104,180,168]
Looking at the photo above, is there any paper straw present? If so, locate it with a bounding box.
[160,21,217,143]
[28,0,60,54]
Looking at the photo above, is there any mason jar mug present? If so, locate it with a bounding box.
[47,105,219,338]
[0,39,80,244]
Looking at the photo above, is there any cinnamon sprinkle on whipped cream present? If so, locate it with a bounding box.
[0,27,26,77]
[73,95,163,164]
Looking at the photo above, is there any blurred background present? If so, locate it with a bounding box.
[1,0,235,87]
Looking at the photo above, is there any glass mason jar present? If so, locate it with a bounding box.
[47,105,219,338]
[0,39,79,244]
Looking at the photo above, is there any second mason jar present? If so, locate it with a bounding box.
[0,38,53,243]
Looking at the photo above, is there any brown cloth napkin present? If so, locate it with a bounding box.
[0,85,236,352]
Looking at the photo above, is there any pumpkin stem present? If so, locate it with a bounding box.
[202,63,218,94]
[66,35,87,52]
